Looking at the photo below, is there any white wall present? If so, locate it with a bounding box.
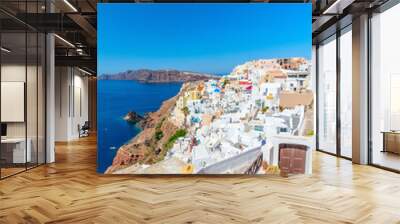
[1,65,26,138]
[1,65,42,137]
[55,67,89,141]
[55,67,69,141]
[72,73,89,138]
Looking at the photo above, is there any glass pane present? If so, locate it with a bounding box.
[340,28,352,158]
[27,31,38,169]
[1,31,27,177]
[0,1,46,178]
[38,33,45,165]
[26,0,38,168]
[371,4,400,171]
[318,36,337,154]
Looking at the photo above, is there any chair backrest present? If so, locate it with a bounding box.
[82,121,90,129]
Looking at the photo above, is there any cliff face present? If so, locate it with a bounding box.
[99,69,218,83]
[105,83,191,174]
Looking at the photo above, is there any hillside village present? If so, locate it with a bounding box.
[106,58,314,174]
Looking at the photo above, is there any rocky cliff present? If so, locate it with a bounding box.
[99,69,218,83]
[105,83,192,174]
[123,111,144,124]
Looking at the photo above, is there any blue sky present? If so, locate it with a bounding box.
[98,3,311,75]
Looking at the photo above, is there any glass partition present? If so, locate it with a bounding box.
[38,32,46,165]
[317,35,337,155]
[370,3,400,171]
[27,31,38,169]
[339,26,352,158]
[0,1,46,179]
[1,31,28,177]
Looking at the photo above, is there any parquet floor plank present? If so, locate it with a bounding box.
[1,135,400,223]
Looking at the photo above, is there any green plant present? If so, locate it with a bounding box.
[164,129,187,150]
[154,117,166,141]
[155,130,164,141]
[306,130,314,136]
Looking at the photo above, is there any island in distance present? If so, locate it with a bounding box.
[99,69,219,83]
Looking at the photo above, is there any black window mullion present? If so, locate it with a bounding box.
[367,11,373,165]
[315,45,320,151]
[44,32,47,164]
[36,0,39,167]
[336,28,341,157]
[0,24,2,179]
[25,0,28,171]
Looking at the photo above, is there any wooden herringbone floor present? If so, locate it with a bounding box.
[1,135,400,224]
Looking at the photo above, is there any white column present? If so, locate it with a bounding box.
[46,32,55,163]
[352,14,369,164]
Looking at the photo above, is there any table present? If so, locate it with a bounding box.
[381,131,400,154]
[1,138,31,164]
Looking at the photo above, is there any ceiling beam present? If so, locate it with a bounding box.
[55,55,96,73]
[67,13,97,43]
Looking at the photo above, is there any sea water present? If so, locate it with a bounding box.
[97,80,182,173]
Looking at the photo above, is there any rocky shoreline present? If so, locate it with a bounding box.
[123,111,144,124]
[105,83,192,174]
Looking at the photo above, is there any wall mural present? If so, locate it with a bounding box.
[97,3,313,175]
